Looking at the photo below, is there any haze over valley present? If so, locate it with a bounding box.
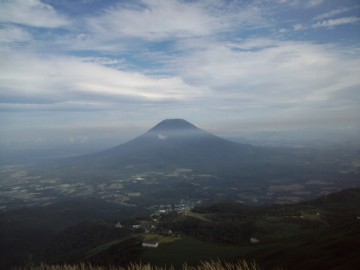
[1,0,359,269]
[1,119,359,210]
[0,119,359,269]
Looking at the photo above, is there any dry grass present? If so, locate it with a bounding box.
[14,260,264,270]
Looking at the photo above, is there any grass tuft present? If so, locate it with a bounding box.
[13,260,269,270]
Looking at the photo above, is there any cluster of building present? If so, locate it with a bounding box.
[150,199,201,216]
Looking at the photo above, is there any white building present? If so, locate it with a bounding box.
[142,241,159,248]
[250,237,260,244]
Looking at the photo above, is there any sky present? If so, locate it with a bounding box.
[0,0,359,149]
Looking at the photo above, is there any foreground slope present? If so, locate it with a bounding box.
[7,188,358,269]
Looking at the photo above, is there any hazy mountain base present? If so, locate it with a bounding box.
[14,260,265,270]
[25,119,359,209]
[36,119,359,189]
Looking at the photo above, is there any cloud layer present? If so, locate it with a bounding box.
[0,0,359,145]
[0,0,68,28]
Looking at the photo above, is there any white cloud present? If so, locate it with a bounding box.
[305,0,326,8]
[87,0,217,40]
[0,101,110,112]
[0,1,263,54]
[0,0,69,28]
[292,23,304,31]
[68,136,88,144]
[312,17,360,28]
[0,48,201,111]
[173,39,360,110]
[314,7,351,20]
[0,26,31,43]
[272,0,325,8]
[86,0,264,42]
[157,134,168,140]
[82,57,121,67]
[0,0,359,140]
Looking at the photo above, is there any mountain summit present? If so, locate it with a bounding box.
[149,119,198,132]
[145,119,210,140]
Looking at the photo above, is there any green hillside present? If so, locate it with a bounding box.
[20,188,358,270]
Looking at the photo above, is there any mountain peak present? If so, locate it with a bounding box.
[149,119,198,132]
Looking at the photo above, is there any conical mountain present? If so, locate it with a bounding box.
[44,119,300,182]
[67,119,257,173]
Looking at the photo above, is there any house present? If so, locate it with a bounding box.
[250,237,260,244]
[114,222,122,229]
[142,241,159,248]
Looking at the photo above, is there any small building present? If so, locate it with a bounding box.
[114,222,122,229]
[142,241,159,248]
[250,237,260,244]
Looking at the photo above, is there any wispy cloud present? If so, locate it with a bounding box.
[0,48,201,111]
[173,39,360,110]
[86,0,265,42]
[0,26,31,43]
[305,0,326,8]
[86,0,219,41]
[292,23,304,31]
[273,0,326,8]
[314,7,352,20]
[312,16,360,28]
[0,0,69,28]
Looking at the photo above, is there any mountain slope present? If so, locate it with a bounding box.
[97,119,254,167]
[40,119,301,183]
[56,119,264,172]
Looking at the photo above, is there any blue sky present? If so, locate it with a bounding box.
[0,0,359,148]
